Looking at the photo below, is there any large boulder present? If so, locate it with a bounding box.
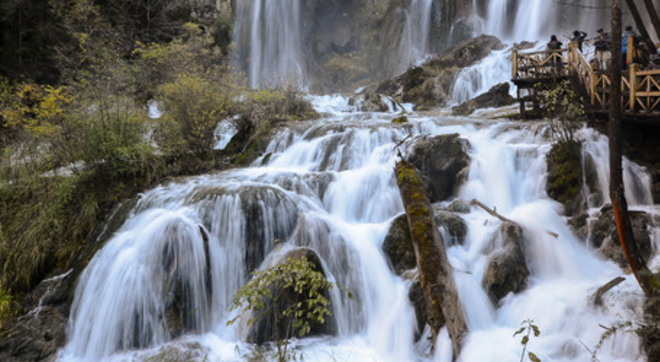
[452,82,515,116]
[546,141,586,216]
[589,205,653,269]
[405,134,471,203]
[248,248,335,344]
[482,222,530,304]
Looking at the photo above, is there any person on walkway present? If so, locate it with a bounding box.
[546,35,564,73]
[594,28,611,72]
[622,25,637,70]
[571,30,588,52]
[649,49,660,70]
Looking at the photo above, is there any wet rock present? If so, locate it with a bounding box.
[448,200,471,213]
[240,186,300,274]
[451,82,515,116]
[408,281,427,341]
[652,180,660,205]
[432,206,468,245]
[371,35,503,108]
[0,271,72,362]
[357,92,392,112]
[546,141,586,216]
[589,205,653,269]
[582,153,604,207]
[568,212,589,241]
[383,214,416,276]
[482,222,530,304]
[249,248,334,344]
[405,134,471,203]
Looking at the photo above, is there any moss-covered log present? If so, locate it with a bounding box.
[395,160,467,356]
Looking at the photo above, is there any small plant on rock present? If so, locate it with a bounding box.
[514,319,542,362]
[228,256,335,362]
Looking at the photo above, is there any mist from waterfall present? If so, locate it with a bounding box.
[234,0,305,88]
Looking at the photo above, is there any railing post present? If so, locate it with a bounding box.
[629,63,637,112]
[591,63,598,106]
[627,35,634,68]
[512,50,518,80]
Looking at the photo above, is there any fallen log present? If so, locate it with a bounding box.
[469,199,560,239]
[396,160,468,356]
[589,276,626,307]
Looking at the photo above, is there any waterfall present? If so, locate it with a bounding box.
[56,96,657,362]
[234,0,305,88]
[398,0,434,72]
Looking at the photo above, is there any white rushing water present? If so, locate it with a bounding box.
[57,94,657,362]
[234,0,305,87]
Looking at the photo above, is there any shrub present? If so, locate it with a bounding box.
[537,80,586,145]
[156,74,235,157]
[228,257,334,362]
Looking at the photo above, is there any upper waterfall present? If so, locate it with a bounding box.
[234,0,306,88]
[398,0,434,73]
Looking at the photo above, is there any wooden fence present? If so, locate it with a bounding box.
[512,38,660,115]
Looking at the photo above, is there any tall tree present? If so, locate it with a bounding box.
[610,0,660,299]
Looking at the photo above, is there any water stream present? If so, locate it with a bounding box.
[56,96,656,362]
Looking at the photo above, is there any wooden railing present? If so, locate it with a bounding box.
[513,40,660,115]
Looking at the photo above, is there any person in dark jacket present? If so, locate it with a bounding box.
[571,30,588,52]
[594,28,611,71]
[546,35,564,73]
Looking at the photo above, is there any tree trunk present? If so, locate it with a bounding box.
[642,0,660,42]
[625,0,657,53]
[396,160,467,357]
[610,0,660,299]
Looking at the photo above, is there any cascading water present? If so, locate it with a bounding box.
[57,94,657,362]
[234,0,305,87]
[398,0,434,73]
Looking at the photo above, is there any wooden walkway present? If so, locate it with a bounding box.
[512,43,660,121]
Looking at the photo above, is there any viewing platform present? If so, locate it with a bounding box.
[512,42,660,123]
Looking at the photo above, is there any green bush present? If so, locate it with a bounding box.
[156,73,235,157]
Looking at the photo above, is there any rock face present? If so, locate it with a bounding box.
[482,222,530,304]
[248,248,334,344]
[589,205,653,269]
[452,82,515,115]
[405,134,471,203]
[0,271,72,362]
[369,35,504,108]
[546,141,586,216]
[307,0,480,92]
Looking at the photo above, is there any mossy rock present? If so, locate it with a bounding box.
[546,141,585,216]
[392,115,409,124]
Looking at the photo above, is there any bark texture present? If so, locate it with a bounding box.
[395,160,467,356]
